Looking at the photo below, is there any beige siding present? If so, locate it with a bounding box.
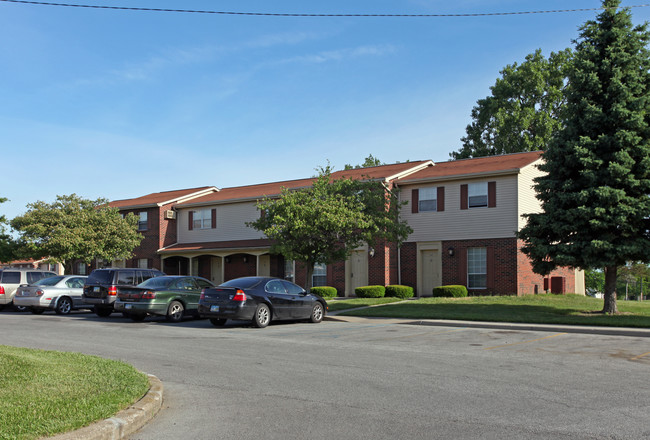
[177,202,266,243]
[403,175,519,242]
[517,160,544,231]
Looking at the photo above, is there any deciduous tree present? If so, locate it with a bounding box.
[519,0,650,314]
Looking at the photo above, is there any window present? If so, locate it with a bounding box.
[282,280,304,295]
[138,212,148,231]
[284,260,295,282]
[138,258,149,269]
[467,247,487,289]
[77,263,87,275]
[27,272,44,284]
[265,280,287,293]
[117,270,136,285]
[192,209,213,229]
[468,183,488,208]
[0,271,20,283]
[312,263,327,287]
[418,187,437,212]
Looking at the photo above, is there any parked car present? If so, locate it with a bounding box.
[0,268,58,311]
[197,276,328,328]
[14,275,90,315]
[82,268,165,317]
[114,275,216,322]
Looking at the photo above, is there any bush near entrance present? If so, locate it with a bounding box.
[432,285,469,298]
[311,286,337,298]
[385,285,414,299]
[355,286,386,298]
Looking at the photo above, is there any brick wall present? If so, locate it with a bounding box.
[516,239,577,295]
[121,207,162,269]
[224,254,257,280]
[399,242,417,291]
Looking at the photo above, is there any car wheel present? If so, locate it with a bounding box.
[13,304,28,312]
[30,307,45,314]
[209,318,227,327]
[55,297,73,315]
[94,306,112,318]
[309,303,324,323]
[253,303,271,328]
[166,301,184,323]
[129,313,147,322]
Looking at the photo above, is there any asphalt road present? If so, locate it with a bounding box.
[2,311,650,440]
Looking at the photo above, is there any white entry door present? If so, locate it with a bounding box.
[347,250,368,296]
[420,249,441,297]
[258,255,270,276]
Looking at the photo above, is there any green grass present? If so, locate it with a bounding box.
[327,297,404,312]
[333,294,650,327]
[0,346,150,440]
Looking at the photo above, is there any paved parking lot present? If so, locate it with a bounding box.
[2,311,649,439]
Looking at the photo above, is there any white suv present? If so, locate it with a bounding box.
[0,268,58,311]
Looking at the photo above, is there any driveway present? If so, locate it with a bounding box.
[1,311,649,439]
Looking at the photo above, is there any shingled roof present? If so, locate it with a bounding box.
[109,186,218,209]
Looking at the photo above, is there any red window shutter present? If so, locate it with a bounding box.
[458,247,467,286]
[211,209,217,229]
[147,258,153,269]
[488,181,497,208]
[460,184,468,210]
[188,211,194,230]
[411,189,419,214]
[437,187,445,212]
[486,247,495,289]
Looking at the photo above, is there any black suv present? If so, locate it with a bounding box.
[83,268,165,317]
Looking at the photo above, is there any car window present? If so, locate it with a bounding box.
[86,270,114,284]
[195,278,214,289]
[220,278,262,289]
[27,272,45,284]
[139,277,173,289]
[0,271,20,284]
[36,276,64,286]
[116,270,136,285]
[66,278,85,288]
[265,280,287,294]
[281,280,305,295]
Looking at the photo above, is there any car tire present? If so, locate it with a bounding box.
[94,306,112,318]
[253,303,271,328]
[209,318,227,327]
[309,303,324,323]
[13,303,28,312]
[55,297,73,315]
[166,301,184,323]
[30,307,45,314]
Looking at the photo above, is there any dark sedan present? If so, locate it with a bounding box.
[198,276,327,328]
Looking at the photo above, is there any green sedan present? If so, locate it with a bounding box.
[114,276,215,322]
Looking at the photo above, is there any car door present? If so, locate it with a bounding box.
[66,277,86,307]
[282,280,312,318]
[264,280,293,319]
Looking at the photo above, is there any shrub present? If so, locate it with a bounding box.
[432,285,468,298]
[355,285,386,298]
[311,286,337,298]
[385,285,414,299]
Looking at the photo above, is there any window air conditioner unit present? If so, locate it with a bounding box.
[164,210,176,220]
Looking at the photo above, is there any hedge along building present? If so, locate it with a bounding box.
[395,151,585,296]
[157,161,433,294]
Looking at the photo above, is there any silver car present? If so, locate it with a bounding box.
[14,275,90,315]
[0,268,58,311]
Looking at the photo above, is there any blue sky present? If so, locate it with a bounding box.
[2,0,650,221]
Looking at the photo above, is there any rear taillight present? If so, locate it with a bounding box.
[108,286,117,296]
[0,286,4,295]
[35,290,44,297]
[232,289,247,302]
[142,291,156,299]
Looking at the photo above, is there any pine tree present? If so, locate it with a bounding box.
[519,0,650,313]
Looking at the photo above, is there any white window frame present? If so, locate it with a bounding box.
[418,187,437,212]
[468,182,488,208]
[138,258,149,269]
[312,263,327,287]
[77,262,87,275]
[467,247,487,289]
[192,209,213,230]
[284,260,295,282]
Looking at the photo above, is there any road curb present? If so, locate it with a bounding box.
[49,373,163,440]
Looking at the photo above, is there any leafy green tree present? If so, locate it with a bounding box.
[519,0,650,314]
[344,154,384,170]
[0,197,18,263]
[248,167,412,289]
[11,194,144,274]
[585,269,605,295]
[451,48,572,159]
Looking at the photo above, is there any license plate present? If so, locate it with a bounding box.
[210,305,219,312]
[93,287,100,293]
[125,304,132,309]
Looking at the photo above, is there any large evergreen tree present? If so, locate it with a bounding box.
[451,49,572,159]
[519,0,650,313]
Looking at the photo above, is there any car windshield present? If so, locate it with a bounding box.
[138,277,174,289]
[220,278,262,289]
[34,276,64,286]
[86,270,114,284]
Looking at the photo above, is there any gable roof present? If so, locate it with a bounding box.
[396,151,543,184]
[109,186,218,210]
[177,161,433,208]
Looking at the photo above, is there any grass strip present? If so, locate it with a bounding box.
[0,345,149,440]
[327,297,403,312]
[333,294,650,327]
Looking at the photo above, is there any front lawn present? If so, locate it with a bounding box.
[327,297,404,312]
[332,294,650,327]
[0,345,150,440]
